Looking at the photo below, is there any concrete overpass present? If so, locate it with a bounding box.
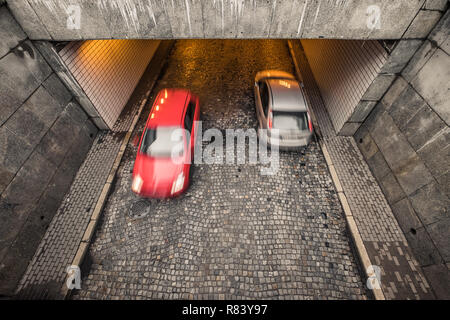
[7,0,440,40]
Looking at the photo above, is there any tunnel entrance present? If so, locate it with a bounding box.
[52,39,391,135]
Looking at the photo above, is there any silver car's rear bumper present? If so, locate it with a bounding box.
[258,129,312,150]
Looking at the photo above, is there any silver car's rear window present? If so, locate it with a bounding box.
[273,111,308,131]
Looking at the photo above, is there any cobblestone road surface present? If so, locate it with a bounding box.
[73,40,368,300]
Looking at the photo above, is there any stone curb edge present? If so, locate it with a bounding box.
[287,40,385,300]
[60,92,150,299]
[320,142,385,300]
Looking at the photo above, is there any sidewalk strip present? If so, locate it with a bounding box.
[61,95,150,298]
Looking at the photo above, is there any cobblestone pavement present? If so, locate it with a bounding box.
[73,40,367,300]
[290,40,435,299]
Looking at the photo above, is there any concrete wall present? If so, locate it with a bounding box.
[301,39,388,135]
[354,9,450,299]
[7,0,428,40]
[0,5,97,295]
[297,2,446,136]
[58,40,161,129]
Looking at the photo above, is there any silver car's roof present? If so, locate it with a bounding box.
[267,78,307,112]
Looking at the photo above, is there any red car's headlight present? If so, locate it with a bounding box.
[171,172,185,195]
[132,175,143,193]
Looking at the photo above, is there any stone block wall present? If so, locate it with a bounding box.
[354,9,449,298]
[300,39,389,135]
[0,5,97,295]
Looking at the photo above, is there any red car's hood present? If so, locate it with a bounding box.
[133,154,184,197]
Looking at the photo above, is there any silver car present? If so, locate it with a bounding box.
[254,70,313,149]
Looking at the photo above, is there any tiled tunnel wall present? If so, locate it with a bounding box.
[354,10,450,298]
[300,39,389,135]
[0,5,97,295]
[58,40,161,129]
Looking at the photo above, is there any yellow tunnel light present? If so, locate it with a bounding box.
[279,80,291,88]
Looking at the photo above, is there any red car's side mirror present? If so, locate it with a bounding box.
[132,132,141,147]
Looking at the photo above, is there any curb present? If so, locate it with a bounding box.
[320,142,385,300]
[60,41,174,299]
[287,40,385,300]
[60,93,149,299]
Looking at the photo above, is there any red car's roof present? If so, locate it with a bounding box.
[146,89,190,127]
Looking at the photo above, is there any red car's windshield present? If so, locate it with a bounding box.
[140,126,185,158]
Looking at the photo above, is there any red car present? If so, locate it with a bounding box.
[132,89,200,198]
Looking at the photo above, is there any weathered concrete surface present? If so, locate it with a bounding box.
[6,0,426,40]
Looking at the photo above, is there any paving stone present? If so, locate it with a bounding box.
[2,150,56,205]
[417,127,449,179]
[15,41,174,300]
[366,151,391,183]
[379,173,405,205]
[405,227,443,267]
[338,122,361,136]
[365,241,434,299]
[65,101,88,126]
[411,49,450,125]
[0,51,40,125]
[409,182,449,226]
[5,0,51,40]
[403,105,446,151]
[0,126,34,183]
[362,75,396,101]
[404,10,442,39]
[391,198,424,235]
[5,86,62,147]
[422,263,450,299]
[381,76,408,109]
[291,41,435,299]
[425,0,448,11]
[0,6,27,59]
[388,85,427,133]
[354,126,378,160]
[349,101,377,123]
[428,9,450,54]
[0,165,15,195]
[364,102,386,134]
[380,40,423,74]
[70,40,366,300]
[402,40,438,82]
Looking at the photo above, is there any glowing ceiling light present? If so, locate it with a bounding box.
[279,80,291,88]
[161,98,164,104]
[165,90,168,99]
[151,113,155,119]
[156,105,160,111]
